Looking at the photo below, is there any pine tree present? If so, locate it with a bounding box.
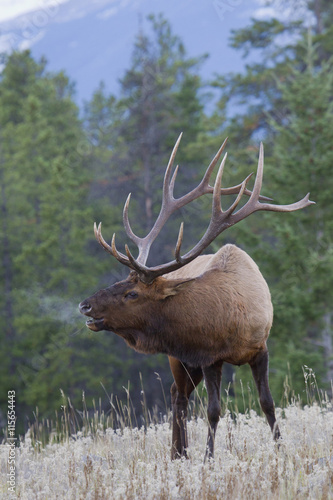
[0,51,101,428]
[265,39,333,394]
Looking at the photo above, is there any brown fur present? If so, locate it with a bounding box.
[80,245,272,364]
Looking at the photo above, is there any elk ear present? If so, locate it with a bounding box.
[158,278,196,299]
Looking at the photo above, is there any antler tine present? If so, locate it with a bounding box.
[123,193,142,246]
[201,137,228,190]
[95,214,154,276]
[171,152,231,262]
[256,192,315,212]
[94,222,113,255]
[163,132,183,201]
[175,222,184,264]
[195,138,271,202]
[169,165,179,198]
[233,143,315,221]
[111,233,134,267]
[181,152,246,259]
[94,221,100,243]
[124,244,151,274]
[219,184,273,202]
[212,153,228,214]
[94,222,138,269]
[250,141,264,205]
[223,173,254,217]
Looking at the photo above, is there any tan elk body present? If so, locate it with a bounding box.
[80,135,314,460]
[101,245,273,367]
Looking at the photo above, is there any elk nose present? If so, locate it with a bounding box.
[79,301,92,315]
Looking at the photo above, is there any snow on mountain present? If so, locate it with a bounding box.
[0,0,273,105]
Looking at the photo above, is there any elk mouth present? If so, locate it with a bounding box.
[79,302,105,332]
[85,317,105,332]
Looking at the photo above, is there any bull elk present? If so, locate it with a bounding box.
[79,135,314,460]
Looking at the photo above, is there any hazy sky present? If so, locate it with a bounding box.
[0,0,277,24]
[0,0,311,103]
[0,0,279,50]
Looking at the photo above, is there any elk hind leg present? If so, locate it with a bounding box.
[250,348,280,440]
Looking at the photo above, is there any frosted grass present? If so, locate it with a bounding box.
[1,403,332,499]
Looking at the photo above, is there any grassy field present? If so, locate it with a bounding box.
[1,396,332,499]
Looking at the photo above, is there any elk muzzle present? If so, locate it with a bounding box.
[79,299,105,332]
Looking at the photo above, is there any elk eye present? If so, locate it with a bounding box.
[125,291,138,299]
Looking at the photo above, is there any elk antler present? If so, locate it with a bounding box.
[94,135,315,283]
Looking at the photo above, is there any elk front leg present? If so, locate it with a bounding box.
[170,385,188,459]
[250,347,280,441]
[169,357,203,459]
[202,359,223,461]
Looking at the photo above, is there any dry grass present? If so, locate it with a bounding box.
[1,398,333,499]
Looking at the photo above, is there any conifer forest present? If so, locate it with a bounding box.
[1,1,333,439]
